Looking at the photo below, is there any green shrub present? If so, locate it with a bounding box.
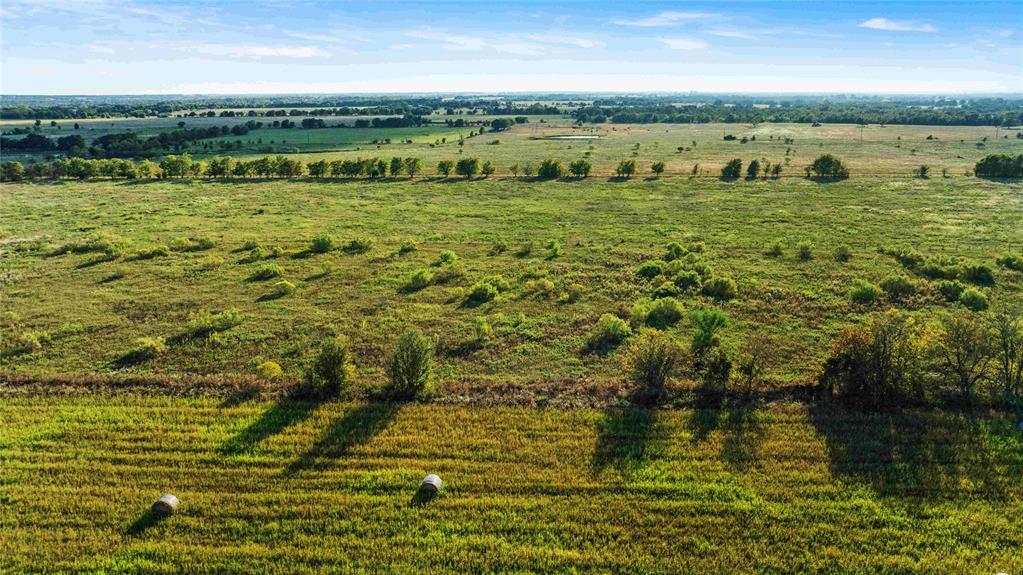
[561,283,585,303]
[807,154,849,179]
[268,280,296,298]
[432,261,465,284]
[849,279,882,306]
[256,360,283,380]
[309,234,336,253]
[242,247,268,263]
[524,278,556,298]
[170,236,215,252]
[587,314,632,352]
[132,336,166,360]
[674,270,702,291]
[721,158,742,179]
[686,241,706,254]
[241,239,260,251]
[996,253,1023,271]
[131,245,169,260]
[796,242,814,261]
[690,308,728,357]
[700,347,733,395]
[384,329,434,400]
[408,269,434,291]
[936,280,966,302]
[305,335,356,398]
[961,263,995,285]
[436,250,458,265]
[536,158,564,179]
[702,276,737,300]
[637,260,664,279]
[959,288,989,312]
[473,316,494,344]
[643,297,685,329]
[345,236,374,253]
[764,242,783,258]
[546,240,564,259]
[250,263,283,281]
[467,281,499,304]
[622,329,683,404]
[398,241,417,255]
[188,308,243,338]
[652,281,680,299]
[834,245,852,262]
[880,275,916,302]
[665,242,687,261]
[919,261,960,280]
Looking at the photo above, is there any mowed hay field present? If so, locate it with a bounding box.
[2,176,1022,396]
[1,396,1020,574]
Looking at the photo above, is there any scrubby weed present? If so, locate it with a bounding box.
[587,314,632,352]
[622,329,683,403]
[304,335,356,398]
[384,329,434,400]
[188,309,243,338]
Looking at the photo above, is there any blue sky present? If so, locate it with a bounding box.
[1,0,1020,95]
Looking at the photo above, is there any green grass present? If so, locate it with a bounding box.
[0,396,1019,574]
[2,176,1021,396]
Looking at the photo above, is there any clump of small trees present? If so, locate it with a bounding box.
[806,154,849,180]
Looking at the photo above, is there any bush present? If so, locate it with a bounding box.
[634,297,684,329]
[834,245,852,262]
[721,158,742,179]
[974,153,1023,178]
[615,159,637,178]
[467,280,499,304]
[546,240,564,259]
[170,236,215,252]
[310,234,336,253]
[996,253,1023,271]
[936,280,965,302]
[473,316,494,344]
[408,269,434,291]
[436,250,458,264]
[622,329,683,404]
[187,308,243,338]
[587,314,632,352]
[256,360,283,380]
[562,283,584,303]
[524,278,556,298]
[690,308,728,357]
[664,242,687,261]
[384,329,434,400]
[131,245,169,260]
[961,263,995,285]
[700,346,733,396]
[652,281,680,299]
[250,263,283,281]
[268,280,296,298]
[242,247,268,263]
[702,276,737,301]
[345,236,374,253]
[568,159,591,178]
[132,336,166,360]
[305,336,356,398]
[536,158,564,179]
[959,288,989,312]
[880,275,916,303]
[637,260,664,279]
[807,154,849,179]
[673,270,702,291]
[398,241,417,255]
[849,279,882,306]
[796,242,814,261]
[764,242,783,258]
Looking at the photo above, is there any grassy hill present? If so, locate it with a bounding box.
[1,396,1020,574]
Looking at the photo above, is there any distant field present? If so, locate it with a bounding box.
[1,396,1019,574]
[2,177,1020,398]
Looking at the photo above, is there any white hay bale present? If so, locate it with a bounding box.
[151,493,179,516]
[420,474,442,493]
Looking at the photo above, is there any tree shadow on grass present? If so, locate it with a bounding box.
[719,409,765,472]
[809,404,1017,501]
[284,402,400,474]
[219,400,317,456]
[126,510,166,536]
[591,405,660,479]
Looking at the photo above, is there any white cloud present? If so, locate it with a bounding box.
[707,29,759,40]
[614,11,716,27]
[858,18,936,32]
[191,44,328,58]
[526,33,603,49]
[405,30,545,55]
[658,37,709,51]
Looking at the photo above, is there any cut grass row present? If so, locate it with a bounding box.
[1,396,1020,573]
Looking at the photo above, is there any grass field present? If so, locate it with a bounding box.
[1,396,1020,574]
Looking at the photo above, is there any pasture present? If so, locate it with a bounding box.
[1,396,1020,574]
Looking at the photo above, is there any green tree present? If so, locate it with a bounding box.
[568,159,591,178]
[807,154,850,179]
[721,158,742,179]
[384,329,434,400]
[455,157,481,179]
[1,161,26,182]
[481,160,496,177]
[746,159,761,179]
[437,160,455,177]
[615,159,637,178]
[308,159,329,178]
[305,335,356,398]
[650,161,665,177]
[537,158,564,179]
[403,157,423,178]
[389,157,403,177]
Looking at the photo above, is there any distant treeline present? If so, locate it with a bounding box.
[573,99,1023,126]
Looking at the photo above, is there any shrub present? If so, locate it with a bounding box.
[305,336,356,398]
[467,281,499,304]
[241,239,260,251]
[547,240,564,259]
[568,159,591,178]
[615,159,637,178]
[721,158,742,178]
[936,280,966,302]
[398,241,417,255]
[645,297,685,329]
[796,242,814,261]
[880,275,916,303]
[242,247,268,263]
[764,242,783,258]
[996,253,1023,271]
[849,279,882,306]
[587,314,632,352]
[622,329,683,404]
[188,308,243,338]
[664,242,687,261]
[936,314,993,403]
[384,329,434,400]
[562,283,584,303]
[702,276,737,300]
[974,153,1023,178]
[268,280,296,298]
[834,245,852,262]
[170,236,215,252]
[536,158,564,179]
[637,260,664,279]
[674,270,702,291]
[959,288,989,312]
[345,237,374,253]
[455,157,481,179]
[250,263,283,281]
[132,336,166,360]
[473,316,493,344]
[652,281,680,299]
[131,245,170,260]
[962,263,995,285]
[436,250,458,264]
[408,269,434,291]
[524,278,556,298]
[807,154,849,179]
[309,234,336,253]
[432,261,466,284]
[700,346,733,396]
[690,308,729,357]
[256,360,283,380]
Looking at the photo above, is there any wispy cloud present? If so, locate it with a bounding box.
[526,33,603,49]
[614,11,717,27]
[658,37,709,51]
[707,29,759,40]
[858,18,936,32]
[406,30,545,55]
[191,44,328,59]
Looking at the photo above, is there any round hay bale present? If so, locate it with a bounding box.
[420,474,442,493]
[151,493,179,516]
